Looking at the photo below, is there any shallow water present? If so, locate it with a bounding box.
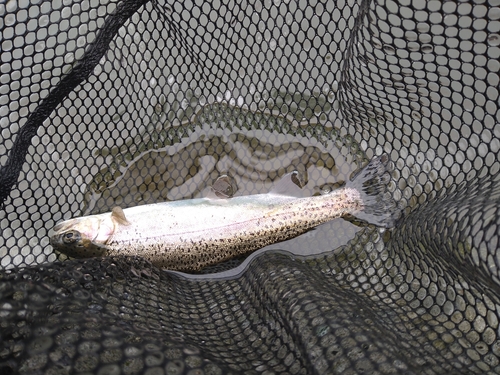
[83,101,368,264]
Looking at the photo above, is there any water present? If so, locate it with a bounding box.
[82,101,368,268]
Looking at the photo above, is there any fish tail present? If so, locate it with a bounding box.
[346,154,400,228]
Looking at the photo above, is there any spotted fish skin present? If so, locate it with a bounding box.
[50,155,399,272]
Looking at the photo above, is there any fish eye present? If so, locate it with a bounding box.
[62,230,79,244]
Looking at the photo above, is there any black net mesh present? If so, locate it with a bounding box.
[1,0,500,373]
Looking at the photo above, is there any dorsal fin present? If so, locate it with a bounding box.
[269,171,304,197]
[211,174,237,198]
[204,188,227,200]
[111,206,131,226]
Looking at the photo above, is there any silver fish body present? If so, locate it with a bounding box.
[50,155,399,272]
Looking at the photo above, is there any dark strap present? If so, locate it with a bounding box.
[0,0,151,208]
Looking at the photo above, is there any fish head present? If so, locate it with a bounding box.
[50,214,115,258]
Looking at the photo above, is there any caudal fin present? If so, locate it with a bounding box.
[345,154,400,228]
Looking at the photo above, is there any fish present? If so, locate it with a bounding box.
[50,155,400,272]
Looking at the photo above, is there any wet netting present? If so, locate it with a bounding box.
[1,0,500,374]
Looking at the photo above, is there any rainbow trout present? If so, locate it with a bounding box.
[50,155,399,272]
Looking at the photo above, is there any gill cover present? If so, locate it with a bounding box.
[50,207,130,258]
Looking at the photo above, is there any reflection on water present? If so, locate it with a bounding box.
[84,101,367,259]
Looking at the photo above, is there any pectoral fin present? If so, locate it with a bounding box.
[111,207,131,226]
